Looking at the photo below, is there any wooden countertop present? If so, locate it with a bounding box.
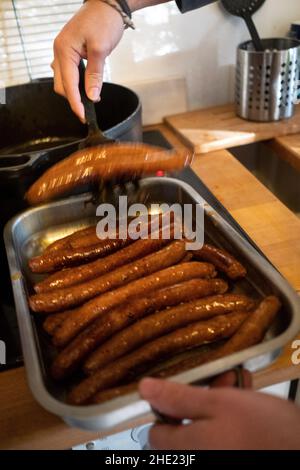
[269,133,300,172]
[0,124,299,450]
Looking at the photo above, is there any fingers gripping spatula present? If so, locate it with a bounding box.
[78,60,114,149]
[221,0,265,51]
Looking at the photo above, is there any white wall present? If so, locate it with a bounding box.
[112,0,300,120]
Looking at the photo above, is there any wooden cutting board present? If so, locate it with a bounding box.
[165,104,300,154]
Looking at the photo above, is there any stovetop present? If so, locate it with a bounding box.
[0,254,23,371]
[0,129,269,373]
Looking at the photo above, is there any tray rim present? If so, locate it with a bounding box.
[4,176,300,430]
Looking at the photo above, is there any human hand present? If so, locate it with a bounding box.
[139,377,300,449]
[52,0,124,122]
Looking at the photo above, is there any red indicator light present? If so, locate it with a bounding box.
[156,170,165,177]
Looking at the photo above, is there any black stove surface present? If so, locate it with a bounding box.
[0,251,22,372]
[0,129,270,373]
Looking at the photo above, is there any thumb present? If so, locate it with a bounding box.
[139,378,215,420]
[85,45,105,102]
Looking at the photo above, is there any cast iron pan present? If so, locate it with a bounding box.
[0,78,142,228]
[0,78,142,169]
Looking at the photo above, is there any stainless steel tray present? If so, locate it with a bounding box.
[4,177,300,431]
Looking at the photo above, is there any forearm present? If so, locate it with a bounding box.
[128,0,171,11]
[128,0,216,12]
[87,0,217,13]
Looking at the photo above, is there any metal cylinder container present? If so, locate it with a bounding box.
[236,38,300,122]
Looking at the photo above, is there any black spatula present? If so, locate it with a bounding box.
[78,59,114,149]
[221,0,265,51]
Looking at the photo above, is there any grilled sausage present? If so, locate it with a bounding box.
[68,311,248,405]
[211,295,281,355]
[86,297,280,404]
[43,311,71,335]
[91,345,224,404]
[84,293,254,375]
[29,238,132,274]
[53,260,217,348]
[26,143,190,205]
[92,383,139,404]
[35,213,178,293]
[44,225,96,254]
[30,213,176,275]
[193,244,246,280]
[51,279,228,380]
[69,212,178,250]
[30,240,186,313]
[156,296,281,378]
[35,237,172,293]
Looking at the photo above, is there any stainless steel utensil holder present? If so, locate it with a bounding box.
[236,38,300,122]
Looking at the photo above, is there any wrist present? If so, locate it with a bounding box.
[84,0,135,29]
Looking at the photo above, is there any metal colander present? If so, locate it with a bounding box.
[236,38,300,122]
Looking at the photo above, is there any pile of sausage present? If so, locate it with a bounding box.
[28,221,281,406]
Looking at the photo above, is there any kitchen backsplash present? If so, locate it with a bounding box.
[0,0,299,124]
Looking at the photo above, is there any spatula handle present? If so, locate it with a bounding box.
[244,14,264,51]
[78,60,100,129]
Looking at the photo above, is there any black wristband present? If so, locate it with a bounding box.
[114,0,132,18]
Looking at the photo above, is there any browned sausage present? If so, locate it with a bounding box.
[30,212,176,275]
[193,244,246,280]
[53,260,216,348]
[68,311,248,405]
[94,297,277,403]
[91,345,223,404]
[69,232,101,250]
[30,239,186,313]
[92,383,139,404]
[35,237,172,293]
[43,311,71,335]
[156,296,281,378]
[69,212,175,250]
[84,293,255,375]
[25,143,190,205]
[31,239,178,313]
[44,226,96,253]
[29,238,132,274]
[34,213,178,293]
[210,295,281,356]
[51,279,228,380]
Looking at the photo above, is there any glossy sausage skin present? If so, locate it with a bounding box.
[30,213,175,276]
[53,260,216,348]
[29,238,132,274]
[43,311,71,336]
[193,244,246,280]
[44,226,96,254]
[84,292,254,375]
[68,311,248,405]
[26,143,190,205]
[156,296,281,378]
[35,236,172,293]
[51,279,228,380]
[212,296,281,355]
[30,239,183,313]
[92,383,139,404]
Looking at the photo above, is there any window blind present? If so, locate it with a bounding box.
[0,0,82,86]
